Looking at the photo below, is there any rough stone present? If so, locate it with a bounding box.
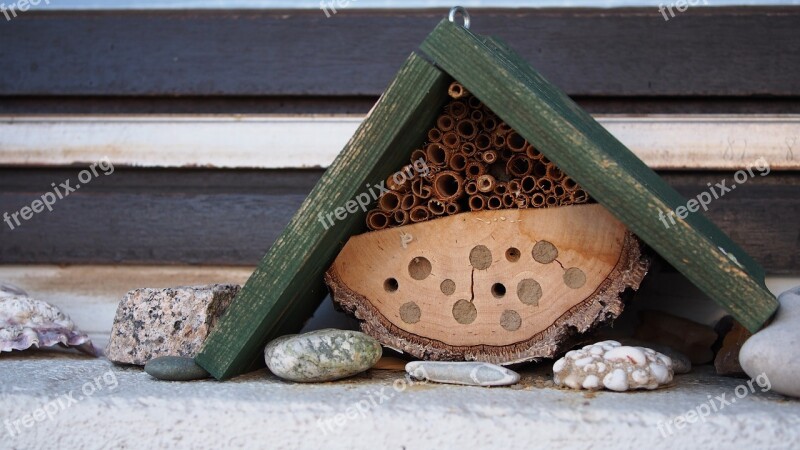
[714,319,751,376]
[264,329,382,382]
[105,284,240,365]
[145,356,210,381]
[553,340,673,391]
[740,285,800,398]
[406,361,520,387]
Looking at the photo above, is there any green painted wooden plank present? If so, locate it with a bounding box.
[195,53,451,379]
[419,20,777,332]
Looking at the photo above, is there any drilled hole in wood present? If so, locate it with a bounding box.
[532,241,558,264]
[399,301,421,324]
[563,267,587,289]
[452,299,477,324]
[505,248,521,262]
[408,257,432,280]
[491,283,506,298]
[469,245,493,270]
[517,279,542,306]
[440,279,456,295]
[500,310,522,331]
[383,278,399,293]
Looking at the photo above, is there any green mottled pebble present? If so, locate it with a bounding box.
[264,329,382,382]
[144,356,210,381]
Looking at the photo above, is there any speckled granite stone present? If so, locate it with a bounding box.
[264,329,382,382]
[105,284,240,365]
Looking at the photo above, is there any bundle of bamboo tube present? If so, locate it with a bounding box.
[366,81,591,231]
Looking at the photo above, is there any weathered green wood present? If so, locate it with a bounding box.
[420,20,777,332]
[195,53,451,379]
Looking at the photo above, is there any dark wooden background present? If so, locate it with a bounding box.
[1,7,798,273]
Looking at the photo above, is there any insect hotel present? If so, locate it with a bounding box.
[196,13,777,379]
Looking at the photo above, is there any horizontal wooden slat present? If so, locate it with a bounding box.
[4,97,800,116]
[2,8,799,97]
[1,115,798,170]
[0,169,796,274]
[28,1,800,10]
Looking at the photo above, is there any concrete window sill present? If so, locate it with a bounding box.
[1,351,798,449]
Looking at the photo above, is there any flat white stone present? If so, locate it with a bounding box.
[406,361,520,387]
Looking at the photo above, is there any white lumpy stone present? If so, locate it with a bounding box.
[603,369,629,392]
[582,375,600,389]
[604,346,647,366]
[552,340,674,392]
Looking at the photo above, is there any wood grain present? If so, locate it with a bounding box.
[327,206,649,364]
[0,169,796,273]
[331,206,631,346]
[2,8,798,97]
[2,114,798,170]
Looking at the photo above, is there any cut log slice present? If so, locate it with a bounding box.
[325,204,649,365]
